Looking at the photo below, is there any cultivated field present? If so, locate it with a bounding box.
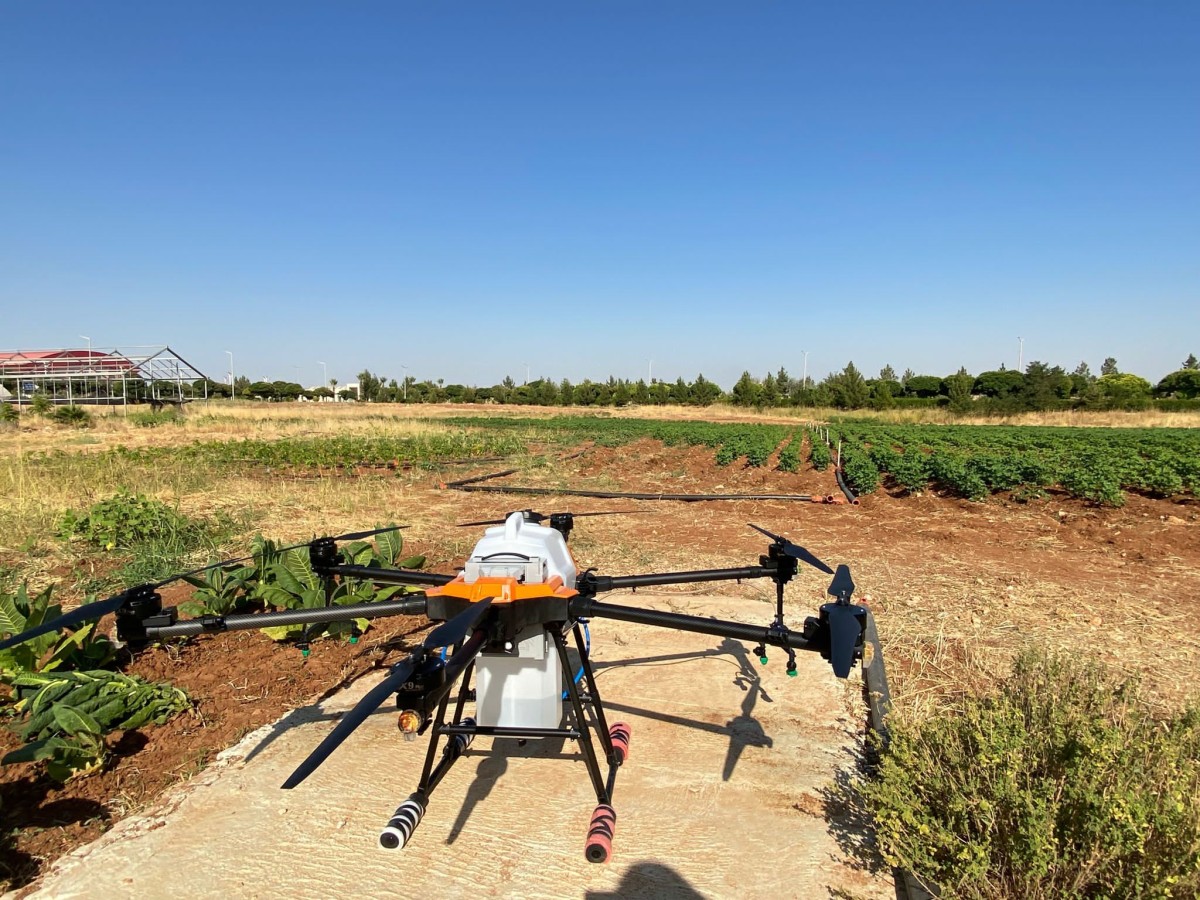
[1,402,1198,893]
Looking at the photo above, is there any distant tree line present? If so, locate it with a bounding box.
[179,354,1200,411]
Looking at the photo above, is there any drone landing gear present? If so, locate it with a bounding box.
[377,621,631,863]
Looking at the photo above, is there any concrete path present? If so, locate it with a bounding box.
[20,595,893,900]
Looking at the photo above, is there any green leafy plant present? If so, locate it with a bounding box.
[863,649,1200,899]
[29,393,52,415]
[0,402,17,425]
[3,670,190,781]
[178,562,258,617]
[49,405,93,428]
[0,583,115,678]
[209,526,423,642]
[60,493,239,586]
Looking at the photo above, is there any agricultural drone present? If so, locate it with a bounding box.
[0,512,868,862]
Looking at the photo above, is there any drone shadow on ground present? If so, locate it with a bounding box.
[584,862,707,899]
[593,636,772,781]
[238,623,433,767]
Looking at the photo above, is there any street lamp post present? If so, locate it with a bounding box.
[226,351,235,401]
[79,335,92,400]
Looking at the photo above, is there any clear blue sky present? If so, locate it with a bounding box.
[3,2,1197,389]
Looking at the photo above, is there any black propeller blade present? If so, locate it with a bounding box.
[333,525,411,542]
[823,565,865,678]
[458,510,636,528]
[747,524,834,575]
[827,564,856,601]
[0,526,410,651]
[281,597,493,790]
[0,591,128,651]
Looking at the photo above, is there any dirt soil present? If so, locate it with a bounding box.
[3,433,1200,894]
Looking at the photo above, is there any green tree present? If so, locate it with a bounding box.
[730,372,761,407]
[761,372,780,408]
[1101,357,1119,376]
[1020,361,1070,409]
[775,366,792,403]
[357,370,382,403]
[1154,369,1200,399]
[691,374,722,406]
[901,368,915,386]
[1097,373,1151,408]
[559,378,574,406]
[870,379,895,410]
[879,364,898,383]
[946,373,973,413]
[831,362,869,409]
[1183,353,1199,370]
[904,375,943,398]
[973,370,1025,398]
[669,377,690,405]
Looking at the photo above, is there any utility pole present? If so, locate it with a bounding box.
[648,359,653,384]
[226,350,235,400]
[402,364,408,401]
[318,361,327,389]
[802,350,809,389]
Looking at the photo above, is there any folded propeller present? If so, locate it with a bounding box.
[281,597,494,789]
[0,526,408,651]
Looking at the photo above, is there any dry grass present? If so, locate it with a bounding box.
[4,401,1198,718]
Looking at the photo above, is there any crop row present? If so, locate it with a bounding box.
[819,422,1200,504]
[443,417,797,469]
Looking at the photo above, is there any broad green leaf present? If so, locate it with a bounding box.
[260,624,303,642]
[376,527,403,566]
[271,563,305,597]
[282,548,319,591]
[397,555,426,569]
[2,737,56,765]
[53,704,103,737]
[0,591,27,636]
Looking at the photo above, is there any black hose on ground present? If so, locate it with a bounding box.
[447,482,823,502]
[834,466,859,505]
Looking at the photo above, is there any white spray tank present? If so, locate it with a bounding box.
[466,513,577,729]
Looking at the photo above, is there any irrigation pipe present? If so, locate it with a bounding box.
[448,482,835,503]
[834,466,860,505]
[444,467,839,503]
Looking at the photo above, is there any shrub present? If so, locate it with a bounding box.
[50,405,93,428]
[60,492,197,551]
[809,434,832,471]
[1060,453,1125,507]
[841,450,880,495]
[0,402,17,425]
[864,649,1200,899]
[29,393,52,415]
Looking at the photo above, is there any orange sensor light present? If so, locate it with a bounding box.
[397,709,423,741]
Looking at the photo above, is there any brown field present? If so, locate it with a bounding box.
[1,402,1198,892]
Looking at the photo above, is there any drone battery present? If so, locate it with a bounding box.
[475,625,563,729]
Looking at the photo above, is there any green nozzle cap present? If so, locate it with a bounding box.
[348,636,359,644]
[300,648,310,658]
[759,655,769,665]
[787,668,798,677]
